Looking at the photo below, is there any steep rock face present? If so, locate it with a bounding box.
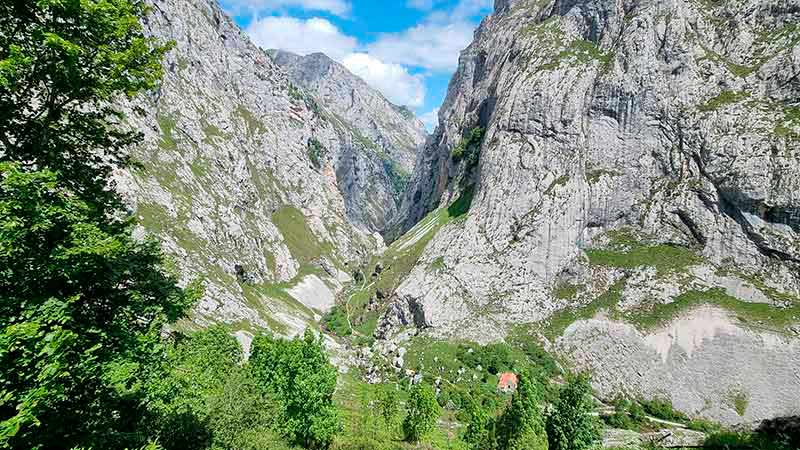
[385,0,800,424]
[116,0,410,337]
[270,50,427,176]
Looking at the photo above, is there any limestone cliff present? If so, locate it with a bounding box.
[117,0,421,340]
[383,0,800,425]
[269,50,427,178]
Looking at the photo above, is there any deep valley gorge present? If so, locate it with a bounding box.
[134,0,800,430]
[3,0,800,448]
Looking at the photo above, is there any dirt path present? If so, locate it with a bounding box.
[344,278,373,336]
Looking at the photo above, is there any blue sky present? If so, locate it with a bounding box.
[220,0,494,130]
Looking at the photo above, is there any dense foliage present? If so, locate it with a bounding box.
[0,164,199,449]
[0,0,168,209]
[250,329,341,449]
[546,373,601,450]
[0,1,195,449]
[464,371,548,450]
[323,306,352,337]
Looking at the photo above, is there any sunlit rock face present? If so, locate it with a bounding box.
[381,0,800,425]
[118,0,424,336]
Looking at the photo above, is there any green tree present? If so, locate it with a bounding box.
[402,383,441,442]
[206,363,281,450]
[0,163,198,449]
[0,0,169,209]
[463,402,497,450]
[376,385,400,428]
[250,329,340,449]
[0,1,196,449]
[143,326,244,450]
[496,372,548,450]
[545,373,600,450]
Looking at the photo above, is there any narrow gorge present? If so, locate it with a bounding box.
[133,0,799,432]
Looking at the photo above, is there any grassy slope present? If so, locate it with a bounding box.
[541,228,800,339]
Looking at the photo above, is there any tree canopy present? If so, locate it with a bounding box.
[0,1,198,449]
[250,330,341,449]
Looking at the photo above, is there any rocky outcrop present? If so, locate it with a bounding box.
[116,0,422,336]
[382,0,800,425]
[270,50,427,176]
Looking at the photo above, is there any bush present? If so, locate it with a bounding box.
[250,329,341,449]
[687,417,722,434]
[403,384,441,442]
[376,385,400,428]
[459,342,514,375]
[450,127,485,167]
[323,306,352,337]
[144,326,260,450]
[640,397,689,423]
[602,395,647,431]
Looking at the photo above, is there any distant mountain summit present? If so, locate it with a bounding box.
[269,49,428,174]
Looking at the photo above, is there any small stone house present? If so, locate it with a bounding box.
[497,372,518,393]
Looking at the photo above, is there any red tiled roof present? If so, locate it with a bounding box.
[498,372,518,389]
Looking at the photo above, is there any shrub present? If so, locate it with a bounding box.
[308,138,328,169]
[403,384,441,442]
[376,385,400,428]
[459,342,514,375]
[451,127,485,167]
[602,395,647,431]
[144,326,252,450]
[687,418,722,434]
[323,306,352,337]
[640,397,689,423]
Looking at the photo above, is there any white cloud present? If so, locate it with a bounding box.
[246,18,424,107]
[239,0,494,112]
[342,53,425,108]
[419,107,440,131]
[367,0,493,72]
[367,21,477,72]
[246,17,357,60]
[223,0,351,16]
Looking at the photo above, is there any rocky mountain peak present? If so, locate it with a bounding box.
[117,0,430,341]
[269,49,428,175]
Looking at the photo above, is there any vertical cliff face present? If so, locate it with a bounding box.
[269,50,428,232]
[116,0,422,339]
[384,0,800,425]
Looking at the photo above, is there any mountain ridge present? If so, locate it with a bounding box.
[117,0,427,342]
[269,49,428,177]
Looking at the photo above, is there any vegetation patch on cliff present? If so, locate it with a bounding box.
[542,281,625,340]
[698,90,751,112]
[272,206,327,265]
[626,288,800,333]
[586,229,703,276]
